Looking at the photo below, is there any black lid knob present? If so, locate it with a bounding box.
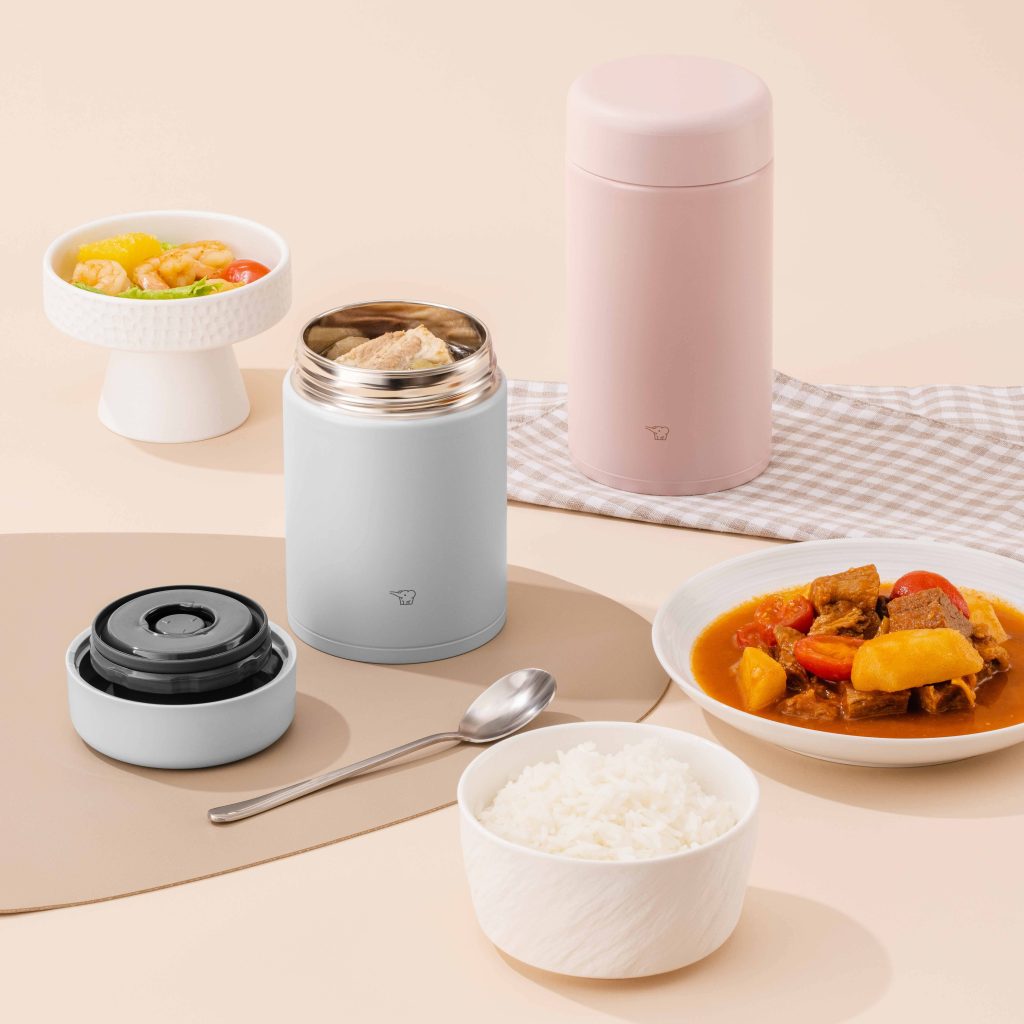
[89,586,273,696]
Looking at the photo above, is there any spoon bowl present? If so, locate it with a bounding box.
[458,668,557,743]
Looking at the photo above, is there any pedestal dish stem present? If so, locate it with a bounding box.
[99,346,250,443]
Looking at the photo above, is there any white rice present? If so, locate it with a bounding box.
[477,740,737,861]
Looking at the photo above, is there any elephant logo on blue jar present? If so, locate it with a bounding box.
[390,590,417,606]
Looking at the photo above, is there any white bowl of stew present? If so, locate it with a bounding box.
[652,538,1024,767]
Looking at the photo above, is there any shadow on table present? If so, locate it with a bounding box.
[501,888,891,1024]
[95,693,350,793]
[131,367,284,474]
[704,714,1024,819]
[394,576,668,717]
[98,690,581,800]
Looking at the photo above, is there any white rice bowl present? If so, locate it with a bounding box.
[477,740,737,861]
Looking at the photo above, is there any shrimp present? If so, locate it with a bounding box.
[132,240,234,290]
[72,259,131,296]
[133,256,171,291]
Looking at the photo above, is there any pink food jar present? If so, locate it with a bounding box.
[567,54,773,495]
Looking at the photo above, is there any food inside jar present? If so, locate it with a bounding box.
[329,324,455,371]
[690,563,1021,738]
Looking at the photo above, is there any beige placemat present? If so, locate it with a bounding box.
[0,533,667,914]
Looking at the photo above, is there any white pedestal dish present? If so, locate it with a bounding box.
[43,210,291,443]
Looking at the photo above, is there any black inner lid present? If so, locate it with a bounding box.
[89,586,273,696]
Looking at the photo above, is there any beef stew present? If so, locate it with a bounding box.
[691,564,1024,738]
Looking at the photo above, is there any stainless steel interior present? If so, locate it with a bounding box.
[294,300,500,417]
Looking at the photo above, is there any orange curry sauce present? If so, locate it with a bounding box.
[691,591,1024,738]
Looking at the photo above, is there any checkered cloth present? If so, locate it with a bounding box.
[507,374,1024,560]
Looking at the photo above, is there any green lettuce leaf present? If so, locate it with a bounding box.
[74,278,229,300]
[118,278,228,300]
[74,278,228,299]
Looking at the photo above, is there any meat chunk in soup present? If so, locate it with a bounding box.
[840,683,910,720]
[887,588,972,637]
[774,625,810,686]
[809,565,880,613]
[972,624,1011,674]
[918,678,976,714]
[809,599,881,639]
[777,687,840,721]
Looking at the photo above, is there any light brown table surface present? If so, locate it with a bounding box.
[2,2,1023,1020]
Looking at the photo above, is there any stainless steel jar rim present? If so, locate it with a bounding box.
[294,299,501,417]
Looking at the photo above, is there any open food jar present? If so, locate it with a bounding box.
[284,301,508,664]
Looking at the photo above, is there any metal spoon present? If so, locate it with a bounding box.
[208,667,556,824]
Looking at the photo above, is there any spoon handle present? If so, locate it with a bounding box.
[208,731,462,824]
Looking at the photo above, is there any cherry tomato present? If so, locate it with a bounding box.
[217,259,271,285]
[754,594,815,637]
[734,622,771,650]
[793,635,864,682]
[889,571,969,617]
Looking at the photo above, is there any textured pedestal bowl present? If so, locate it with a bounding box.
[43,210,291,443]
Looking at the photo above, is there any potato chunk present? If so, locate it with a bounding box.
[851,628,983,692]
[738,647,788,711]
[965,595,1009,644]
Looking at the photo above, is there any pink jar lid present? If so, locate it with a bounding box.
[567,54,772,187]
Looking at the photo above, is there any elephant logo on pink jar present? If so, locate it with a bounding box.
[645,425,670,441]
[390,589,417,606]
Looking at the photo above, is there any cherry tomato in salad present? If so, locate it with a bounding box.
[793,635,864,683]
[217,259,271,285]
[889,571,969,617]
[754,594,815,637]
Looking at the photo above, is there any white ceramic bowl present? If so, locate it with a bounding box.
[43,210,291,443]
[653,538,1024,768]
[458,721,759,979]
[65,623,297,769]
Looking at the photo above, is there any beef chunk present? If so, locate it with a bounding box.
[840,683,910,720]
[809,565,880,613]
[774,625,810,686]
[972,624,1011,673]
[809,600,881,639]
[777,688,840,721]
[918,679,975,714]
[887,588,972,636]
